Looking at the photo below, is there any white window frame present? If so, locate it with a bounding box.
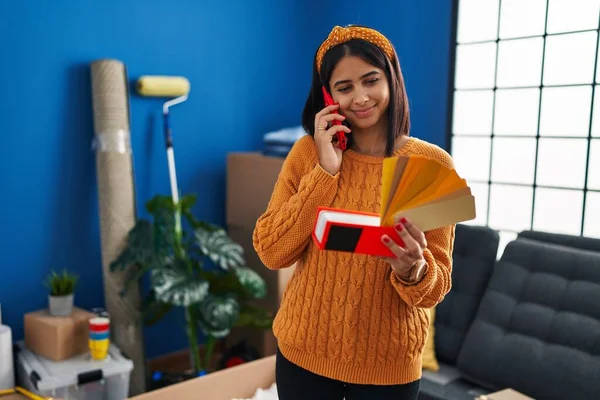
[447,0,600,251]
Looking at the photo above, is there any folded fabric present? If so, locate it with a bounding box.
[232,382,278,400]
[263,126,306,147]
[262,144,294,158]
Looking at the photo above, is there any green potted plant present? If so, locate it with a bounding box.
[44,269,78,316]
[110,194,273,375]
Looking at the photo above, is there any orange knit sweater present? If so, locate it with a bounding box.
[252,134,455,385]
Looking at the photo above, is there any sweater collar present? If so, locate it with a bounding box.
[344,136,417,164]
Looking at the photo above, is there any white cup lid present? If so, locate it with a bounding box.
[89,317,110,325]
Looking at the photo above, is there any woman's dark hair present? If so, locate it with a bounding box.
[301,29,410,157]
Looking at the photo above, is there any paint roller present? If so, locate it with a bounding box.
[136,75,190,238]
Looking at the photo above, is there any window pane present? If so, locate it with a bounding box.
[455,42,498,89]
[533,188,583,235]
[500,0,547,39]
[451,137,491,181]
[494,88,541,136]
[496,38,544,88]
[466,182,489,226]
[544,31,598,86]
[457,0,500,43]
[547,0,600,34]
[588,139,600,190]
[591,86,600,136]
[491,138,537,184]
[536,138,589,189]
[452,90,494,135]
[497,230,518,259]
[583,192,600,238]
[488,184,533,231]
[540,86,592,137]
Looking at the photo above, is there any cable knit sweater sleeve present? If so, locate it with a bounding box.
[390,225,455,308]
[390,144,456,308]
[253,135,339,270]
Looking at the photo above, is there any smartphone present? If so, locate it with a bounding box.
[321,86,348,150]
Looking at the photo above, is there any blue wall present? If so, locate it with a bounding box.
[0,1,454,360]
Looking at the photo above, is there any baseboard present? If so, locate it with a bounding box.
[147,343,225,373]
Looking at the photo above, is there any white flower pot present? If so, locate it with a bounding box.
[49,294,74,316]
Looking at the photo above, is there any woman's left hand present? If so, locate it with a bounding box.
[379,217,427,281]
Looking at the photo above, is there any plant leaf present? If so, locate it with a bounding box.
[109,219,162,296]
[119,260,154,297]
[174,193,219,232]
[234,304,274,329]
[146,195,177,214]
[141,293,173,326]
[110,220,155,272]
[194,228,245,271]
[195,294,240,338]
[145,194,190,255]
[150,262,209,307]
[233,267,267,299]
[182,211,218,233]
[204,270,247,298]
[179,194,197,214]
[183,212,217,232]
[44,269,78,296]
[153,208,178,252]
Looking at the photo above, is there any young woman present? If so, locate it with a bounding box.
[253,25,455,400]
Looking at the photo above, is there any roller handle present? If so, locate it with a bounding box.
[163,112,173,148]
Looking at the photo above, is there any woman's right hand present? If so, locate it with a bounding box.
[314,104,351,176]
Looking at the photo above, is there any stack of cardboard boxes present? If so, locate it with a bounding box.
[225,152,295,358]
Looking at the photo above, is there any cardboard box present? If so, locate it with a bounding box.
[477,388,535,400]
[226,152,285,229]
[225,226,295,357]
[129,355,276,400]
[228,226,294,310]
[24,307,95,361]
[225,152,295,357]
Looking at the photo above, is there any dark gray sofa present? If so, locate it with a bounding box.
[518,229,600,253]
[419,226,600,400]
